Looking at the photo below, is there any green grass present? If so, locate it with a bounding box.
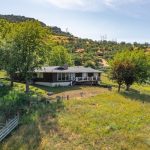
[34,84,83,94]
[1,87,150,149]
[0,78,47,122]
[58,93,150,149]
[0,79,46,96]
[0,71,150,149]
[0,71,7,78]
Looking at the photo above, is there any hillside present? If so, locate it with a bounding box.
[0,14,72,37]
[0,75,150,150]
[0,14,149,69]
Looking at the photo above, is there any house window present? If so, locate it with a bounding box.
[88,73,94,77]
[62,73,66,80]
[57,73,71,81]
[37,73,43,78]
[66,73,69,80]
[57,73,61,81]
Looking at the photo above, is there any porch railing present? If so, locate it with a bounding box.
[75,76,99,82]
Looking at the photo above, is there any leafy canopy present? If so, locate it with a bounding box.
[49,45,73,66]
[110,50,150,91]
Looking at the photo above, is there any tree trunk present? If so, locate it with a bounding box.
[10,80,14,87]
[25,80,30,93]
[126,84,130,91]
[118,84,121,92]
[10,76,14,87]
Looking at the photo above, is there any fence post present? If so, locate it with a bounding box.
[80,92,84,97]
[67,95,69,100]
[56,96,61,103]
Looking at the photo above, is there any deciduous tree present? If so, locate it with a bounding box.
[49,46,73,66]
[0,19,17,86]
[11,21,49,93]
[110,50,150,92]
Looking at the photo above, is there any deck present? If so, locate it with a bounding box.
[75,77,99,82]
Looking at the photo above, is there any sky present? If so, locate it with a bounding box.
[1,0,150,43]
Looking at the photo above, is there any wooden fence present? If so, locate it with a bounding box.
[0,115,19,142]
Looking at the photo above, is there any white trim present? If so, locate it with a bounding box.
[35,82,71,87]
[57,73,72,81]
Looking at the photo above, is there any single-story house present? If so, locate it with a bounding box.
[14,65,102,87]
[32,66,102,87]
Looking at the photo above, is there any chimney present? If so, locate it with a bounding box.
[63,64,68,70]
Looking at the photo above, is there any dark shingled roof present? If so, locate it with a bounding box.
[34,66,102,73]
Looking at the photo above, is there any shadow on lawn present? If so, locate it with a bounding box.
[0,100,65,149]
[120,88,150,103]
[33,84,82,94]
[0,86,12,97]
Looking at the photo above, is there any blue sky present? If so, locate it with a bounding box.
[1,0,150,43]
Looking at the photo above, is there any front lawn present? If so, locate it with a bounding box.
[0,86,150,149]
[0,72,150,150]
[57,93,150,150]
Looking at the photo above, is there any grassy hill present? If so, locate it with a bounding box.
[0,72,150,150]
[0,88,150,150]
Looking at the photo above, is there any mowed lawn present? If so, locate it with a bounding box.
[0,72,150,150]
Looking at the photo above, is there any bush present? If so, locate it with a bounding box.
[0,91,29,119]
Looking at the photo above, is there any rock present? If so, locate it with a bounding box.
[47,92,54,96]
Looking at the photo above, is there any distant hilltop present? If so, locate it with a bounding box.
[0,14,72,37]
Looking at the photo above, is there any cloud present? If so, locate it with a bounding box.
[40,0,103,11]
[34,0,144,11]
[104,0,142,6]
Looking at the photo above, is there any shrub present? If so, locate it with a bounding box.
[0,91,29,119]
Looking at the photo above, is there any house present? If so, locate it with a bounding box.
[31,66,102,87]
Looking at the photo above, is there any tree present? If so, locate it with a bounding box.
[49,46,73,66]
[110,50,150,92]
[84,60,96,69]
[0,19,10,68]
[0,42,19,87]
[0,19,18,86]
[10,21,49,93]
[73,54,82,66]
[122,61,135,91]
[124,50,150,90]
[110,60,125,92]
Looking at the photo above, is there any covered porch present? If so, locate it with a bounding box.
[75,76,99,82]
